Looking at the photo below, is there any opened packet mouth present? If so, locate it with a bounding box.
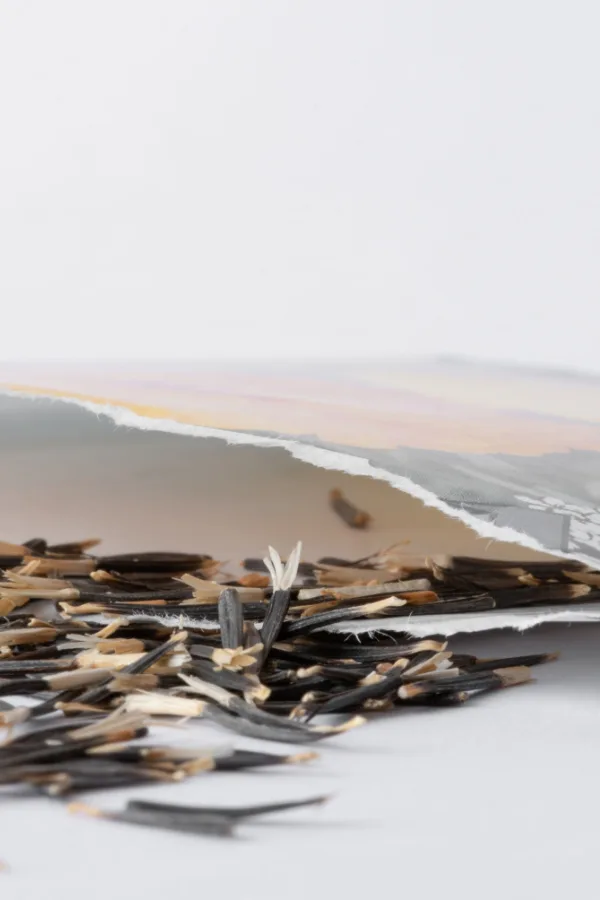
[1,356,599,636]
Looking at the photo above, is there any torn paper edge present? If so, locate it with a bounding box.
[1,386,596,568]
[78,604,600,639]
[327,603,600,638]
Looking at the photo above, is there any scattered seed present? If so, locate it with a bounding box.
[0,532,568,841]
[329,489,372,529]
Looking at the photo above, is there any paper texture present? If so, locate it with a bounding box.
[2,358,599,566]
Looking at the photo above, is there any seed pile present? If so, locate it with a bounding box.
[0,534,572,838]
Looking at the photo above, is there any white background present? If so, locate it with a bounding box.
[1,1,599,371]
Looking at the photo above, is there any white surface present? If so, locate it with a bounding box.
[1,2,600,372]
[2,623,600,899]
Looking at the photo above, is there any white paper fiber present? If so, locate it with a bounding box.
[328,604,600,638]
[105,604,600,639]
